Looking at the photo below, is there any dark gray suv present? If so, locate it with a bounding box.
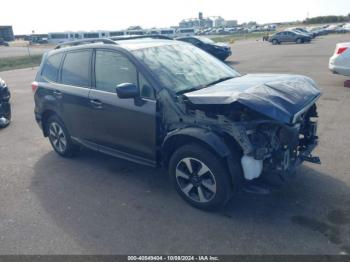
[33,38,321,210]
[269,31,312,45]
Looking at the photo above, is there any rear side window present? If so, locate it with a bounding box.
[61,50,91,87]
[95,50,137,93]
[41,53,63,82]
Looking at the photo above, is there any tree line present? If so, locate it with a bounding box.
[303,14,350,24]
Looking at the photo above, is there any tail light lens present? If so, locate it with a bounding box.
[337,47,348,55]
[31,81,38,93]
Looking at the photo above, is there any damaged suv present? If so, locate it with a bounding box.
[33,39,321,209]
[0,77,11,128]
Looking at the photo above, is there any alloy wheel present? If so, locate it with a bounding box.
[49,122,67,153]
[175,157,217,203]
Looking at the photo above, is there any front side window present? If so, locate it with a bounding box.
[95,50,155,99]
[132,43,240,94]
[95,50,137,93]
[41,52,64,82]
[139,73,154,99]
[61,50,91,87]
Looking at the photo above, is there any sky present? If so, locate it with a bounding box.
[1,0,349,34]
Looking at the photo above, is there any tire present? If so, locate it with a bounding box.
[296,38,303,44]
[272,39,278,45]
[46,115,79,157]
[0,102,11,128]
[169,143,233,210]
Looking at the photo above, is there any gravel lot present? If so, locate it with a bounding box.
[0,34,350,255]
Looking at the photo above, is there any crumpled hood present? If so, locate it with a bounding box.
[184,74,321,124]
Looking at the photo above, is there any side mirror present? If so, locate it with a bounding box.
[116,83,139,99]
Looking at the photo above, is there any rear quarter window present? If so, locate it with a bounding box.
[41,53,64,82]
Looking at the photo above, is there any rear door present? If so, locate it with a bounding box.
[58,49,93,141]
[279,32,288,42]
[286,32,296,42]
[88,49,157,165]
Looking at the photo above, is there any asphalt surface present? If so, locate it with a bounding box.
[0,34,350,255]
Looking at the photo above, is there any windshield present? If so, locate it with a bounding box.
[197,37,215,44]
[132,43,240,93]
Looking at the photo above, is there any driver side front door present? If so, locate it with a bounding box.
[88,49,157,166]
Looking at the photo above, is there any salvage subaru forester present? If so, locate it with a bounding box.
[33,38,321,210]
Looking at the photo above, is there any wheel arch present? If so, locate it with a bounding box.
[161,127,237,167]
[41,110,61,137]
[162,127,244,194]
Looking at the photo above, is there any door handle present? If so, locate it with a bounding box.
[53,90,63,98]
[90,99,103,108]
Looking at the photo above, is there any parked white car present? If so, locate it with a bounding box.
[329,42,350,76]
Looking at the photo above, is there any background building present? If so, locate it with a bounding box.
[179,13,237,29]
[179,18,200,28]
[211,16,226,28]
[225,20,238,27]
[0,26,14,41]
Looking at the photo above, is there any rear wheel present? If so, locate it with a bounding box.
[296,38,303,44]
[169,144,233,210]
[47,115,79,157]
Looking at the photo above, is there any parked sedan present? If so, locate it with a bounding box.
[176,36,232,60]
[0,77,11,128]
[291,28,315,38]
[329,42,350,76]
[0,38,9,47]
[269,31,312,45]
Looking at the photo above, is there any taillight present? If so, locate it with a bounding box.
[337,47,348,55]
[31,81,38,93]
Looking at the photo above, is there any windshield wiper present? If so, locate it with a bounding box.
[176,87,202,95]
[176,76,234,95]
[203,76,234,88]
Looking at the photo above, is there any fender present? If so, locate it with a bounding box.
[162,127,231,160]
[34,85,65,136]
[35,101,64,137]
[162,127,244,190]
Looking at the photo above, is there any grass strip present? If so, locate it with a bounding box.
[0,55,42,72]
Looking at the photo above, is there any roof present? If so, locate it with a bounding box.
[116,39,181,51]
[44,39,185,59]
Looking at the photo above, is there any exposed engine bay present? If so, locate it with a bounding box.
[158,74,321,182]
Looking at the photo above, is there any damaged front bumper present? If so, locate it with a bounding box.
[241,113,320,181]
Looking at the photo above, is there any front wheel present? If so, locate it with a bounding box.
[169,144,233,210]
[272,39,279,45]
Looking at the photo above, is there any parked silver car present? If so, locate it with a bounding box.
[329,42,350,77]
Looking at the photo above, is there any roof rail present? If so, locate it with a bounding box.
[55,38,117,49]
[110,34,173,41]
